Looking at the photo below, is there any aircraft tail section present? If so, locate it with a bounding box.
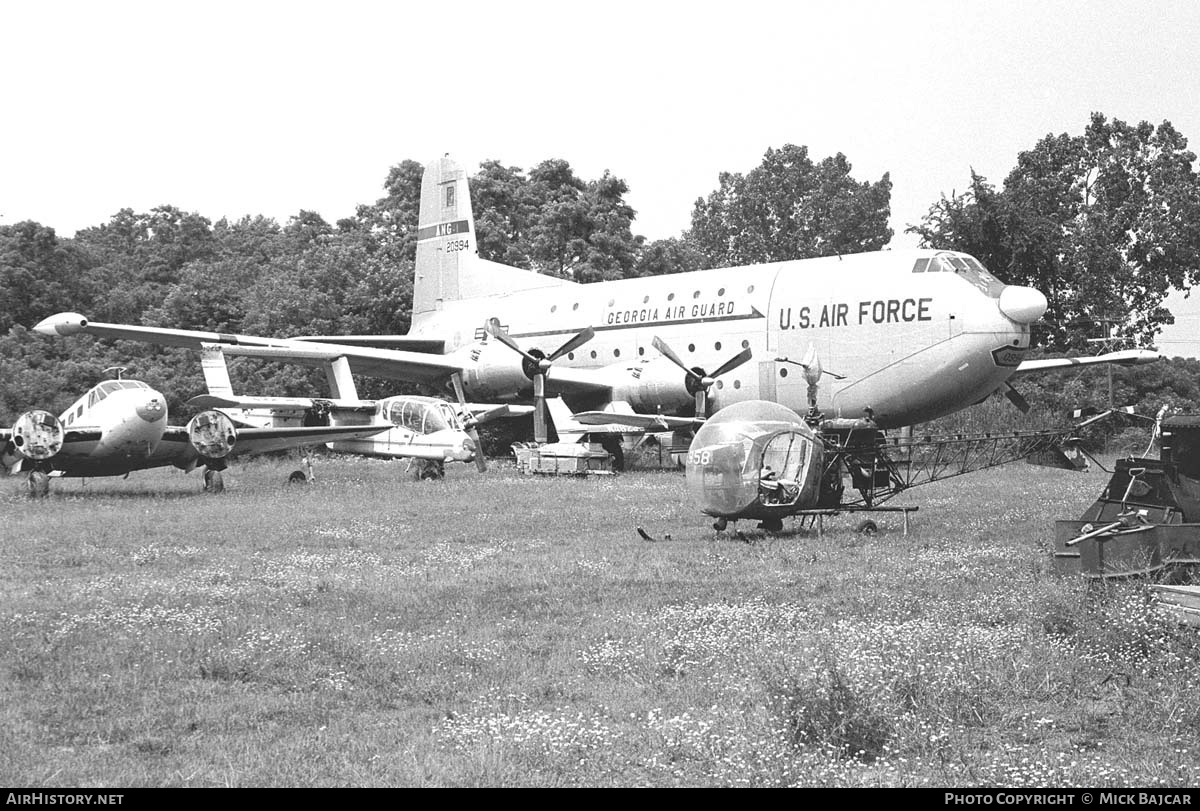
[413,155,475,321]
[411,154,573,330]
[200,345,235,399]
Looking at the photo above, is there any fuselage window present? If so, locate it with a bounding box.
[912,258,931,273]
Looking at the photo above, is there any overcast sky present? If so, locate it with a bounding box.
[4,0,1199,354]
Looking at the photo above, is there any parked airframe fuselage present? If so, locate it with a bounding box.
[414,249,1043,430]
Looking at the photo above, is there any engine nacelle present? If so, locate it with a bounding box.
[187,410,237,459]
[9,410,64,461]
[609,359,698,414]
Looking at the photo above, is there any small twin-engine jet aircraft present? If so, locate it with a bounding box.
[188,344,530,479]
[0,368,388,497]
[33,154,1161,503]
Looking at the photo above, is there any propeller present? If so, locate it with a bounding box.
[651,336,752,419]
[449,372,489,472]
[485,318,595,443]
[1002,381,1031,413]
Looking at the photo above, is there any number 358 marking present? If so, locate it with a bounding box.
[446,239,470,253]
[688,450,712,466]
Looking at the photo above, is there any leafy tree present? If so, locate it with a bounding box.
[632,237,707,277]
[0,222,96,333]
[911,113,1200,350]
[689,144,893,268]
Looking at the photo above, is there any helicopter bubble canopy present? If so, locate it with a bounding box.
[684,401,825,521]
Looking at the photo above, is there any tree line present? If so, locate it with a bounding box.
[3,113,1200,432]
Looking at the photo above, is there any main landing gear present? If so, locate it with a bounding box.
[287,447,316,485]
[26,468,51,498]
[203,467,224,494]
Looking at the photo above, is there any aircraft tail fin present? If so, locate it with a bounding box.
[412,155,477,321]
[411,155,574,332]
[200,344,235,398]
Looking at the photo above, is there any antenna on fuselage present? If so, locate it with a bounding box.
[102,366,128,380]
[775,349,846,412]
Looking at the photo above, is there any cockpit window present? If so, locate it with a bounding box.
[386,399,461,434]
[913,253,1004,298]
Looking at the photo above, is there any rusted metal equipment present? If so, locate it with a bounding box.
[1054,415,1200,578]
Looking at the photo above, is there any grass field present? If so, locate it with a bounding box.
[2,453,1199,787]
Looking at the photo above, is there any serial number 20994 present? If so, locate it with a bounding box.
[445,239,470,253]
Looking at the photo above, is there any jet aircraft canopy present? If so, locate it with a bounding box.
[685,400,824,521]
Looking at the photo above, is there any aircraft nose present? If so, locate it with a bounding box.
[136,394,167,423]
[462,435,477,459]
[998,285,1048,324]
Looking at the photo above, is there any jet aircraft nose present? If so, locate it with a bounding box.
[998,285,1048,324]
[136,393,167,423]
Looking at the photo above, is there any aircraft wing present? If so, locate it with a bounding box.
[161,423,388,457]
[1012,348,1163,374]
[0,426,104,447]
[188,394,376,413]
[573,411,698,432]
[291,335,445,353]
[464,403,535,418]
[33,313,463,386]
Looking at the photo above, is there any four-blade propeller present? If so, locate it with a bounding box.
[485,318,596,443]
